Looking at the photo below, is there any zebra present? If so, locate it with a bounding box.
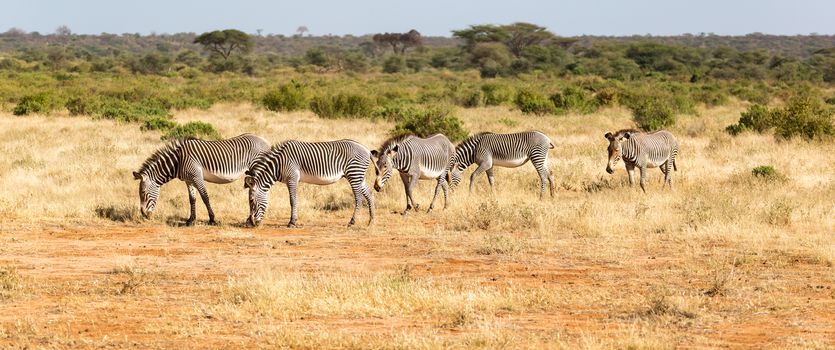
[133,133,271,226]
[371,134,454,214]
[604,129,679,192]
[448,131,556,198]
[243,139,374,227]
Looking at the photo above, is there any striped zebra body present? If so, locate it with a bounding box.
[449,131,556,198]
[605,129,679,192]
[371,134,454,213]
[244,139,374,227]
[133,133,271,225]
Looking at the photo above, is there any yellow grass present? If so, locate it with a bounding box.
[0,102,834,348]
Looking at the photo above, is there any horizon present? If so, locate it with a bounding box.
[3,0,834,38]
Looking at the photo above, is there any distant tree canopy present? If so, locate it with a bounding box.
[193,29,253,60]
[372,30,422,54]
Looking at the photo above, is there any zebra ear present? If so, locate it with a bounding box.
[370,150,379,159]
[604,132,613,140]
[389,145,398,155]
[133,171,141,180]
[623,132,632,139]
[244,176,255,189]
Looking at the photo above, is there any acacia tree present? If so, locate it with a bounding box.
[193,29,253,60]
[451,25,510,52]
[372,29,422,54]
[504,22,556,57]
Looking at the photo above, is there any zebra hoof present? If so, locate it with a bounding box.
[287,222,298,228]
[208,220,219,226]
[185,219,195,227]
[426,207,433,213]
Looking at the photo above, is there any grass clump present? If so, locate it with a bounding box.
[261,81,310,112]
[162,121,222,140]
[310,93,375,119]
[0,267,23,300]
[390,105,468,142]
[515,89,556,115]
[95,204,141,223]
[13,93,55,116]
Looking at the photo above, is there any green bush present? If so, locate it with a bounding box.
[726,91,833,140]
[630,97,676,131]
[141,117,177,131]
[725,104,773,135]
[752,165,778,178]
[481,83,513,106]
[162,121,222,140]
[693,84,729,107]
[261,82,309,112]
[309,93,375,119]
[515,89,556,115]
[390,106,468,142]
[550,86,599,114]
[13,93,54,116]
[462,89,483,108]
[97,99,169,123]
[383,55,406,73]
[169,97,213,110]
[595,87,620,107]
[65,96,103,116]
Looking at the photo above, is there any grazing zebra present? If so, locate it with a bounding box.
[243,139,374,227]
[448,131,556,198]
[371,134,454,214]
[604,129,679,192]
[133,133,271,226]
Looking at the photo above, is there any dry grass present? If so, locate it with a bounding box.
[0,101,834,348]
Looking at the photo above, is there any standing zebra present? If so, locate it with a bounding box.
[243,139,374,227]
[133,133,270,225]
[371,134,454,214]
[604,129,679,192]
[448,131,556,198]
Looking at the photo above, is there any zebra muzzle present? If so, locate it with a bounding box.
[606,166,614,174]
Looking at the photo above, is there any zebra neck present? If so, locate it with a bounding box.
[392,149,411,171]
[455,146,475,167]
[621,141,638,163]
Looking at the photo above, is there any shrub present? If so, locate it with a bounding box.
[390,106,468,142]
[595,87,619,107]
[515,89,556,115]
[13,93,54,116]
[693,84,729,107]
[773,92,834,140]
[752,165,779,179]
[630,97,676,131]
[550,86,599,114]
[481,83,513,106]
[170,97,213,110]
[97,99,169,123]
[309,93,375,119]
[383,55,406,73]
[261,82,309,112]
[462,89,483,108]
[65,96,103,116]
[162,121,222,140]
[141,117,177,132]
[725,104,772,135]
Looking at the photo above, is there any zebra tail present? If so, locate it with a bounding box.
[673,158,678,171]
[549,141,555,149]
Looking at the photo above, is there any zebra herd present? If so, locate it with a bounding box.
[133,129,679,227]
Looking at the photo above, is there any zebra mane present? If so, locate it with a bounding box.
[613,129,642,138]
[137,138,187,174]
[379,134,413,153]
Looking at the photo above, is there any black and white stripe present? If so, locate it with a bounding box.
[133,133,271,225]
[449,131,556,198]
[243,139,374,227]
[371,134,454,213]
[605,129,679,192]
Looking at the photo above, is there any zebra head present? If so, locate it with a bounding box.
[605,131,630,174]
[447,156,465,189]
[133,171,160,218]
[370,146,397,192]
[243,170,270,227]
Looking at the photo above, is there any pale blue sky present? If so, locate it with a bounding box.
[3,0,833,37]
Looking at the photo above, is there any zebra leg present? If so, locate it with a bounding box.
[407,173,420,212]
[440,176,450,210]
[662,160,672,189]
[531,157,552,199]
[639,165,647,193]
[185,184,197,226]
[286,179,299,228]
[469,160,491,193]
[193,179,217,225]
[428,177,443,213]
[486,168,496,194]
[548,170,556,198]
[348,176,371,226]
[625,163,636,186]
[398,172,413,213]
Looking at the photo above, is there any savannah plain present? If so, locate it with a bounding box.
[1,100,833,348]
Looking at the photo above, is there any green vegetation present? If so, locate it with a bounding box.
[162,121,222,140]
[726,90,834,139]
[13,93,54,115]
[261,82,310,112]
[310,93,375,119]
[390,106,468,142]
